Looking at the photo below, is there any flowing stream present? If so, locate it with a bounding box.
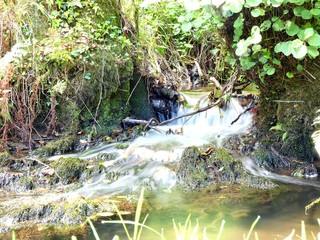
[10,91,320,239]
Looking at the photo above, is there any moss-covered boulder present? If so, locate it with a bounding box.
[53,157,88,184]
[0,194,116,233]
[33,135,77,157]
[176,145,276,191]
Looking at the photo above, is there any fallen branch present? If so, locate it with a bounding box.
[230,101,254,125]
[159,99,221,126]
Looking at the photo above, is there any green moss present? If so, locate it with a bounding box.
[54,157,87,184]
[0,151,14,167]
[33,135,77,157]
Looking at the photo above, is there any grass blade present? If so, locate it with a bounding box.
[245,215,260,240]
[87,218,101,240]
[102,219,165,238]
[216,219,225,240]
[133,187,145,240]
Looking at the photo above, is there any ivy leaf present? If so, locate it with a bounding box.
[286,72,294,78]
[263,64,275,75]
[307,46,320,58]
[245,0,262,7]
[270,0,285,7]
[251,8,265,17]
[260,20,271,31]
[288,0,306,5]
[311,8,320,16]
[293,6,304,17]
[301,10,313,19]
[291,39,307,59]
[307,33,320,47]
[229,0,244,13]
[297,64,304,72]
[249,26,262,44]
[272,19,285,31]
[297,28,314,40]
[285,21,300,36]
[192,17,205,28]
[181,22,192,32]
[236,39,250,56]
[272,58,281,65]
[274,41,292,56]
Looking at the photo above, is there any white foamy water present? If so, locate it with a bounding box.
[73,94,255,197]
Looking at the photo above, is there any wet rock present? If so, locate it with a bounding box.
[54,157,87,184]
[291,164,318,178]
[33,135,77,157]
[0,194,116,233]
[176,145,276,191]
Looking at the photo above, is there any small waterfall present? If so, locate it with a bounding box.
[73,92,256,197]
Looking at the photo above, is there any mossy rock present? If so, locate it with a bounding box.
[0,152,15,168]
[176,146,276,191]
[33,135,77,157]
[54,157,87,184]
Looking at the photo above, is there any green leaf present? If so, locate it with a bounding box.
[301,10,313,19]
[240,57,256,70]
[270,124,283,131]
[272,19,285,31]
[288,0,305,5]
[267,67,276,75]
[307,46,320,58]
[263,64,275,75]
[192,17,204,28]
[251,8,265,17]
[297,64,304,72]
[245,0,262,7]
[282,132,288,141]
[236,39,250,56]
[311,8,320,16]
[260,20,272,31]
[291,39,307,59]
[307,33,320,47]
[181,22,192,32]
[229,0,244,13]
[285,21,300,36]
[274,41,292,56]
[259,56,268,64]
[316,2,320,8]
[249,26,262,44]
[252,44,262,53]
[270,0,285,7]
[272,58,281,65]
[286,72,294,78]
[293,6,304,17]
[297,28,314,40]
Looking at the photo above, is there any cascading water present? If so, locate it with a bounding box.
[72,92,255,197]
[43,91,320,239]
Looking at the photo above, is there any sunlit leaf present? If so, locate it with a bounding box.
[274,41,292,56]
[260,20,272,31]
[181,22,192,32]
[307,46,320,58]
[245,0,262,7]
[291,39,307,59]
[297,28,314,40]
[251,8,265,17]
[307,33,320,47]
[285,21,300,36]
[272,19,285,31]
[311,8,320,16]
[301,9,313,19]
